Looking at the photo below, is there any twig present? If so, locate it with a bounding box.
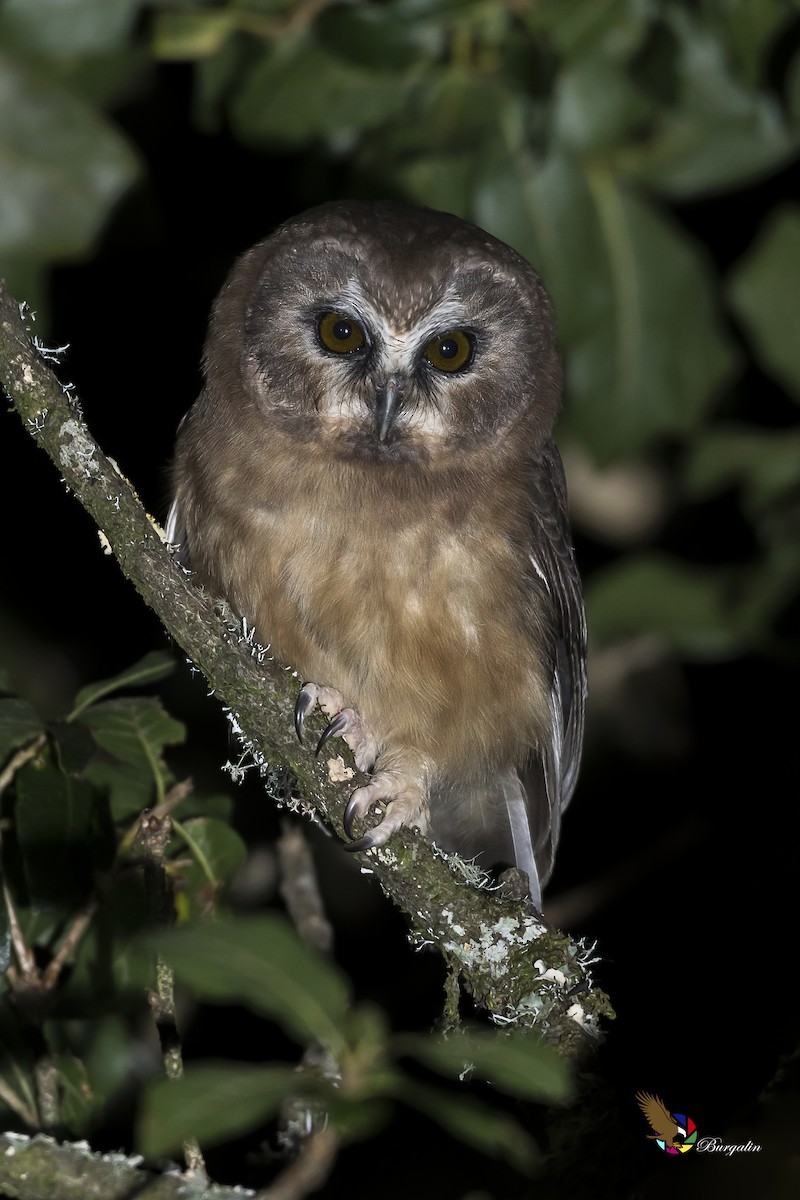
[2,734,98,994]
[254,1128,338,1200]
[0,1077,39,1129]
[158,776,195,816]
[276,823,338,1165]
[0,733,46,797]
[2,873,39,987]
[138,810,207,1179]
[277,821,334,958]
[0,735,48,987]
[33,1059,59,1130]
[41,896,99,990]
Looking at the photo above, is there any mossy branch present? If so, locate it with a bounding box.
[0,283,613,1053]
[0,1131,251,1200]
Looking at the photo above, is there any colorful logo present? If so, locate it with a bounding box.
[636,1092,697,1154]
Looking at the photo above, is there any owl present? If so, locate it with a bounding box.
[167,200,586,909]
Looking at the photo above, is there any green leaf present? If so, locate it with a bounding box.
[0,918,10,975]
[50,1052,95,1132]
[0,698,43,765]
[734,535,800,644]
[554,55,654,154]
[138,1062,303,1158]
[683,424,800,514]
[230,31,415,149]
[475,151,736,459]
[78,756,151,823]
[727,206,800,404]
[171,817,247,915]
[0,50,140,260]
[15,763,114,907]
[79,697,184,818]
[391,151,475,218]
[398,1029,571,1105]
[0,0,143,58]
[153,10,237,61]
[622,11,795,196]
[65,872,152,1001]
[175,817,246,881]
[315,2,443,71]
[82,1014,139,1104]
[401,1079,539,1174]
[322,1094,392,1142]
[585,554,740,655]
[788,44,800,127]
[176,791,233,823]
[397,68,518,155]
[570,170,736,457]
[529,0,650,61]
[53,45,150,110]
[69,650,175,720]
[152,915,351,1053]
[50,719,98,776]
[708,0,797,88]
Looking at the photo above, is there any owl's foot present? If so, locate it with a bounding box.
[343,770,429,854]
[294,685,429,853]
[294,683,378,773]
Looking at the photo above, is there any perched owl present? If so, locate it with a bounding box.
[167,200,586,909]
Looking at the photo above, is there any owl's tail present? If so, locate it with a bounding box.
[428,769,545,909]
[501,774,542,908]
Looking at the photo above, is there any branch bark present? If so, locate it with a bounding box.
[0,283,613,1054]
[0,1132,253,1200]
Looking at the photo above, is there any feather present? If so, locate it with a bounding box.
[501,772,541,907]
[521,442,588,893]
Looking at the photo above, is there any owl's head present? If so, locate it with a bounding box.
[204,201,561,464]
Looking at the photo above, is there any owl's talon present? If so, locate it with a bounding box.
[294,684,380,774]
[342,773,429,850]
[316,712,349,756]
[294,686,314,742]
[343,793,361,840]
[343,834,376,854]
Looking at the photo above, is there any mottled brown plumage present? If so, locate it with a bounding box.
[167,200,586,907]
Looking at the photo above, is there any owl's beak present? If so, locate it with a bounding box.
[375,377,404,442]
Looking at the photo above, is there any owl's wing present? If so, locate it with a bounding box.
[523,439,587,892]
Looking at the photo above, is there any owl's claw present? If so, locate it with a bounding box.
[294,687,315,742]
[315,712,349,757]
[343,833,378,854]
[342,792,362,841]
[342,773,429,850]
[293,688,429,853]
[293,683,380,773]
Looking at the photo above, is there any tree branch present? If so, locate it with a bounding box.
[0,1131,256,1200]
[0,283,613,1052]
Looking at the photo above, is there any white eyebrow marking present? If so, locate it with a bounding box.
[335,280,471,344]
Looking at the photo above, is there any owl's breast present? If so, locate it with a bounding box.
[223,458,553,770]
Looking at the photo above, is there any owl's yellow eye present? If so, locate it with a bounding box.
[318,312,366,354]
[423,330,474,373]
